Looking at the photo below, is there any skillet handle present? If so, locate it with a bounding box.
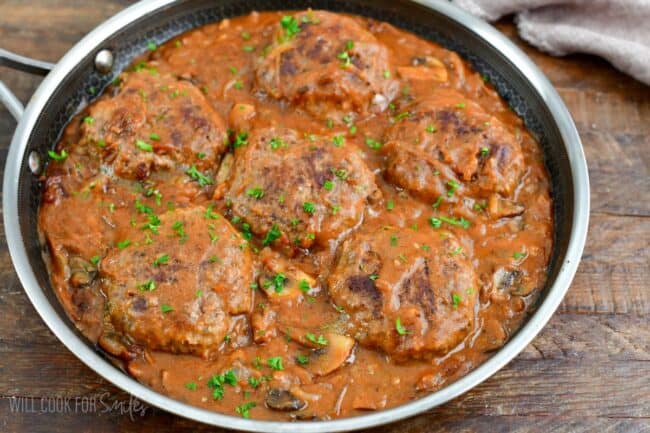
[0,48,55,122]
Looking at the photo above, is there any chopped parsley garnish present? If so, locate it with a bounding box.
[117,239,131,249]
[337,41,354,68]
[270,137,286,150]
[83,116,94,125]
[184,382,197,391]
[295,354,309,365]
[395,317,408,335]
[439,215,471,229]
[267,357,284,371]
[280,15,301,40]
[90,255,100,266]
[513,251,527,260]
[172,221,188,243]
[426,124,437,133]
[455,102,466,109]
[330,204,341,215]
[141,214,161,234]
[153,254,170,267]
[246,187,265,199]
[48,149,68,161]
[303,201,316,214]
[149,132,160,141]
[305,333,328,346]
[323,180,334,191]
[390,234,399,246]
[332,135,345,147]
[298,279,311,293]
[248,377,261,388]
[452,293,462,308]
[135,199,153,214]
[369,274,379,281]
[432,196,444,209]
[480,146,490,156]
[138,279,156,292]
[205,204,220,220]
[147,40,157,51]
[383,70,391,79]
[262,224,281,246]
[207,370,237,400]
[161,304,174,313]
[241,31,251,40]
[235,401,256,419]
[332,168,348,180]
[232,131,249,149]
[264,272,287,294]
[393,111,410,122]
[365,137,382,150]
[386,199,394,210]
[135,140,153,152]
[446,180,460,197]
[233,79,244,90]
[242,45,255,52]
[186,165,213,187]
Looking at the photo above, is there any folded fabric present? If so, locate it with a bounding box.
[452,0,650,85]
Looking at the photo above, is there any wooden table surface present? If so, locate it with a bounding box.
[0,1,648,432]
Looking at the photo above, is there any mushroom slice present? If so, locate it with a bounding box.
[492,267,523,293]
[397,56,448,82]
[305,333,356,376]
[487,193,525,219]
[265,388,307,411]
[258,248,316,301]
[68,255,97,288]
[290,328,356,376]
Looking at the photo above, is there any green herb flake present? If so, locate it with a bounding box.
[395,317,408,335]
[83,116,94,125]
[323,180,334,191]
[186,165,213,187]
[262,224,281,246]
[117,239,131,249]
[298,279,311,293]
[452,293,462,308]
[280,15,301,40]
[295,354,309,365]
[161,304,174,313]
[267,357,284,371]
[153,254,170,267]
[305,333,328,346]
[90,255,101,266]
[246,187,265,200]
[184,382,197,391]
[303,201,316,214]
[386,199,395,211]
[138,279,156,292]
[365,137,382,150]
[147,40,157,51]
[332,135,345,147]
[48,149,68,161]
[513,251,527,260]
[235,402,256,419]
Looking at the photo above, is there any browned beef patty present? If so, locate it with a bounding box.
[328,223,478,360]
[383,89,525,200]
[80,70,228,181]
[255,10,397,123]
[100,207,254,358]
[223,127,381,251]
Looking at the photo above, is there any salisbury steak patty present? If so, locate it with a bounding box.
[328,224,478,360]
[255,10,397,123]
[383,89,525,199]
[100,207,254,358]
[80,70,228,181]
[223,127,380,250]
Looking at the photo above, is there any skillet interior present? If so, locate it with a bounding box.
[12,0,573,420]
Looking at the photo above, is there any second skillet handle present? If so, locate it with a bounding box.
[0,48,55,122]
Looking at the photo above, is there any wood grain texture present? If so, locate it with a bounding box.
[0,2,648,432]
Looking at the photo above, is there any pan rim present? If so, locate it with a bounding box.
[2,0,589,431]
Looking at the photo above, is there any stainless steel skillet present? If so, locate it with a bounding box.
[1,0,589,431]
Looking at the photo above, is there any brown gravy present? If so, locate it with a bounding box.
[38,10,553,421]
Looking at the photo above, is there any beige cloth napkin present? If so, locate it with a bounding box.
[452,0,650,85]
